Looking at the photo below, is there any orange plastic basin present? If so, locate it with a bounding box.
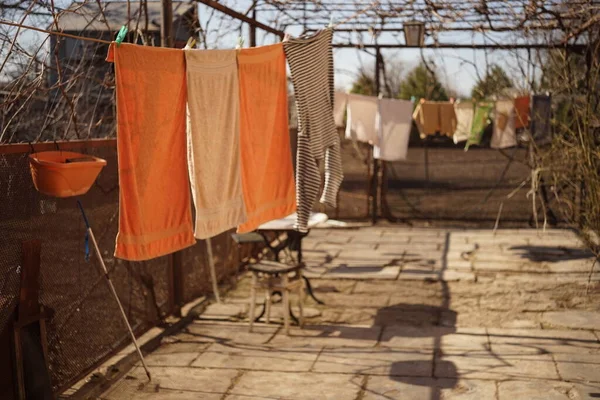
[29,151,107,198]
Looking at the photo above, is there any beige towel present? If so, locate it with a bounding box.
[333,91,348,127]
[454,101,474,144]
[185,49,246,239]
[439,102,457,136]
[491,99,517,149]
[374,98,413,161]
[413,101,457,137]
[345,93,379,144]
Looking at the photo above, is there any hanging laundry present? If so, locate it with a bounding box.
[333,91,348,127]
[236,43,296,233]
[185,49,247,239]
[514,95,531,129]
[106,43,195,261]
[373,98,413,161]
[413,101,438,137]
[530,94,552,145]
[284,29,343,233]
[466,102,493,150]
[345,93,379,144]
[412,100,457,137]
[453,101,474,144]
[491,99,517,149]
[439,102,457,137]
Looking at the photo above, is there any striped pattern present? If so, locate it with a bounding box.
[284,29,343,232]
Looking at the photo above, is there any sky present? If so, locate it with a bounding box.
[196,2,544,98]
[4,0,544,96]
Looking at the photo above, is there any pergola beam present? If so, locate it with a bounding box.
[195,0,285,38]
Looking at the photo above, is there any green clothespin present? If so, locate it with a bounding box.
[115,26,128,47]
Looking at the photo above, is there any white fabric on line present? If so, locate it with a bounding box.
[374,98,413,161]
[345,93,379,144]
[453,101,474,144]
[491,99,517,149]
[333,91,348,127]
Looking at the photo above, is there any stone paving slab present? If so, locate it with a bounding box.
[487,328,599,354]
[554,352,600,382]
[363,377,497,400]
[318,307,379,326]
[320,265,401,280]
[313,347,432,376]
[497,380,572,400]
[191,343,319,372]
[174,321,278,345]
[542,311,600,330]
[268,325,382,348]
[398,270,476,282]
[570,382,600,399]
[102,366,237,400]
[314,242,376,250]
[101,389,223,400]
[144,342,210,367]
[435,350,559,380]
[379,326,489,351]
[225,371,362,400]
[334,251,400,262]
[312,292,391,308]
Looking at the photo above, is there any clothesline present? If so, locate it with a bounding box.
[0,19,113,44]
[1,0,381,48]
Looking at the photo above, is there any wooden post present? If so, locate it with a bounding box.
[161,0,181,317]
[171,251,184,317]
[18,241,42,322]
[249,9,257,47]
[160,0,174,48]
[14,240,53,400]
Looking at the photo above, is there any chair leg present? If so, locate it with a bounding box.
[282,274,290,335]
[249,272,257,332]
[265,288,272,324]
[298,279,305,328]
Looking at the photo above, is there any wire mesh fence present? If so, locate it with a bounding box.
[331,135,568,227]
[0,143,245,395]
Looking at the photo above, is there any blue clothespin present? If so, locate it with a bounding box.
[115,26,128,47]
[410,96,416,104]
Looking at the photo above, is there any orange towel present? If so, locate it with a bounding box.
[107,43,195,261]
[514,95,530,129]
[237,44,296,233]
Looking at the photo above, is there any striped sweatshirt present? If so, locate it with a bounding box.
[284,29,343,232]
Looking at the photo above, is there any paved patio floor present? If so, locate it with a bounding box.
[100,227,600,399]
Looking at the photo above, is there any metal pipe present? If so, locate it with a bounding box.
[196,0,285,38]
[77,201,151,382]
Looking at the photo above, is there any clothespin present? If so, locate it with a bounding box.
[378,93,383,100]
[236,36,244,50]
[410,96,416,104]
[282,33,290,43]
[115,25,128,47]
[184,37,196,50]
[328,16,334,28]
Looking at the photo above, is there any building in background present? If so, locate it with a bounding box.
[48,1,198,87]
